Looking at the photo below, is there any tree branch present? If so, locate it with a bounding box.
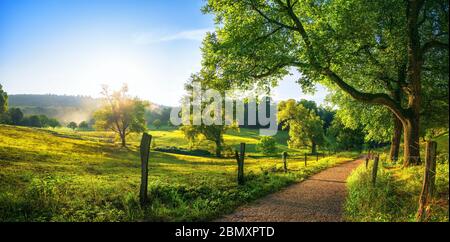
[249,1,298,32]
[247,0,409,121]
[322,68,407,120]
[422,40,449,54]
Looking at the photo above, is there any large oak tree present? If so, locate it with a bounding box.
[202,0,449,166]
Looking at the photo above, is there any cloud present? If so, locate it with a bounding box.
[133,28,214,45]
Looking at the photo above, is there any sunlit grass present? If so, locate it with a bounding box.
[344,134,449,222]
[0,124,356,221]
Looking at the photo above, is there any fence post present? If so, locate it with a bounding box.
[417,141,437,222]
[304,153,307,167]
[282,151,288,173]
[371,154,379,186]
[235,143,246,185]
[139,133,152,206]
[365,155,369,169]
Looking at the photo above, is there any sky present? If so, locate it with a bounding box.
[0,0,328,106]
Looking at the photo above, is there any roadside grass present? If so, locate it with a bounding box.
[345,134,449,222]
[0,124,357,222]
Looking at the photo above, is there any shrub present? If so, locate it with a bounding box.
[257,136,277,155]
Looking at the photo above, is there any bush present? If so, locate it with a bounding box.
[257,136,277,155]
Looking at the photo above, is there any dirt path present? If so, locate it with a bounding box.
[216,158,363,222]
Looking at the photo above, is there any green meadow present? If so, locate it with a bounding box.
[0,124,356,222]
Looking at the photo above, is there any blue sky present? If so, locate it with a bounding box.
[0,0,327,106]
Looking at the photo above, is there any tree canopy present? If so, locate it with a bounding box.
[0,84,8,115]
[202,0,449,166]
[94,85,148,147]
[278,99,324,154]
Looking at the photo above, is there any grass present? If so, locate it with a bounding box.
[0,124,357,222]
[344,134,449,222]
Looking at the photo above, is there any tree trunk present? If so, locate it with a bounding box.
[389,115,402,162]
[120,133,126,147]
[311,142,317,155]
[403,116,421,166]
[402,0,423,167]
[215,140,222,157]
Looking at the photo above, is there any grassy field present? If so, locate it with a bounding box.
[344,133,449,222]
[0,124,357,222]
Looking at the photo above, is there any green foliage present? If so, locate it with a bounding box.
[325,118,365,152]
[257,136,277,155]
[93,85,148,147]
[67,122,78,130]
[0,84,7,115]
[146,107,171,128]
[278,99,324,153]
[330,91,394,143]
[16,115,59,128]
[152,119,162,129]
[180,125,201,149]
[78,121,90,130]
[9,108,24,125]
[202,0,448,166]
[1,106,60,128]
[179,73,238,157]
[46,118,60,129]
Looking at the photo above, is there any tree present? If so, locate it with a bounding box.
[329,91,401,160]
[179,74,237,157]
[326,118,365,152]
[9,108,24,125]
[202,0,449,166]
[94,85,148,147]
[278,99,324,154]
[47,118,60,129]
[152,119,162,129]
[67,122,78,130]
[78,121,89,130]
[27,115,43,127]
[0,84,8,119]
[180,125,201,149]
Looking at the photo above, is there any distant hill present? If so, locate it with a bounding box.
[8,94,168,124]
[9,94,100,108]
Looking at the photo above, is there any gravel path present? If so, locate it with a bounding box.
[216,158,363,222]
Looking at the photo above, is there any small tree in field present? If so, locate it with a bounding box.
[78,121,89,130]
[9,108,23,125]
[94,84,148,147]
[152,119,162,129]
[67,122,78,130]
[47,118,60,129]
[257,136,277,155]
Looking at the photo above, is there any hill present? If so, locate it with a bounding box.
[8,94,167,124]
